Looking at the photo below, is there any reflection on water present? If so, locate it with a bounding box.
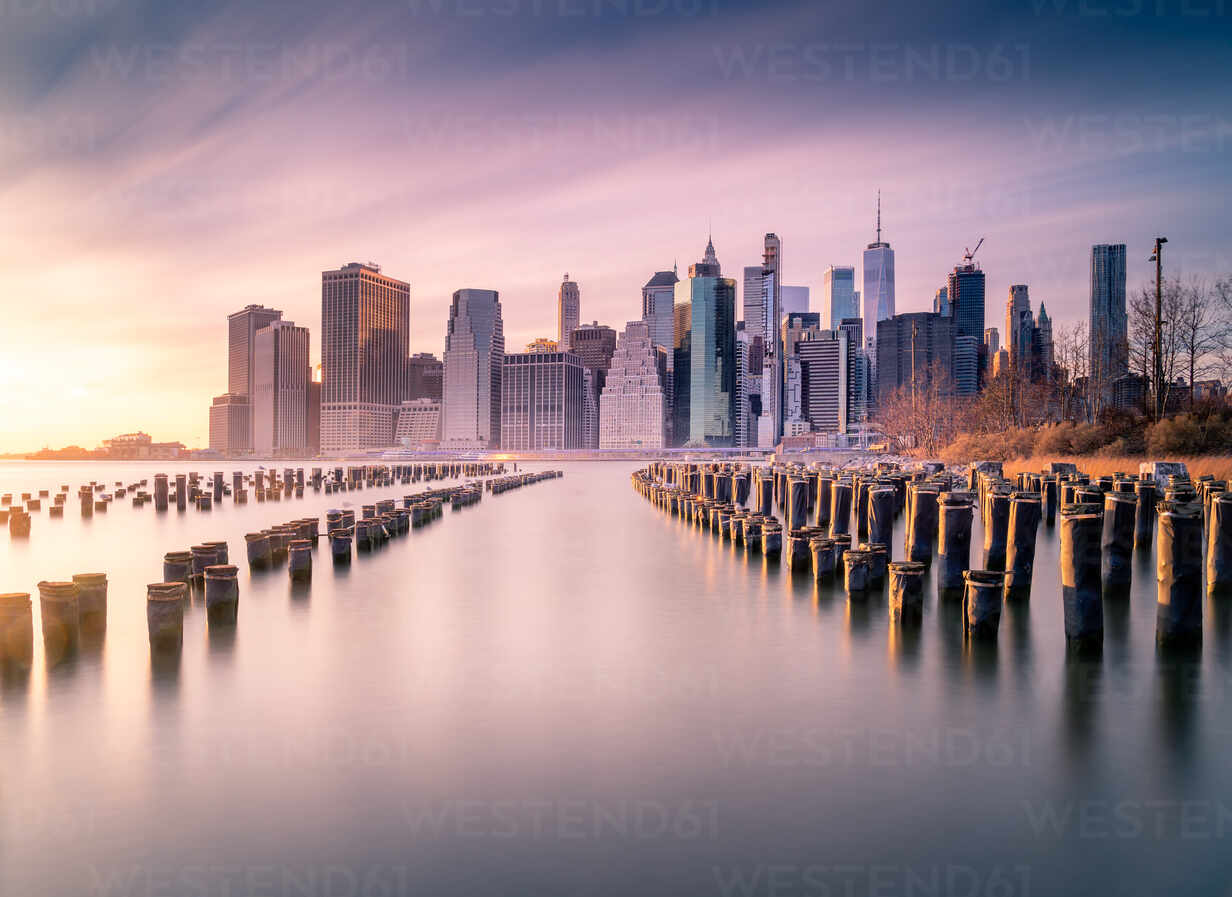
[150,646,181,694]
[0,460,1227,897]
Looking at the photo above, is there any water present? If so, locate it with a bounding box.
[2,461,1230,896]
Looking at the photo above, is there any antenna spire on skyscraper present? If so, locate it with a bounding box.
[876,190,881,244]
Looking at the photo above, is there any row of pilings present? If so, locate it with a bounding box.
[632,457,1230,654]
[1,462,510,539]
[0,468,560,672]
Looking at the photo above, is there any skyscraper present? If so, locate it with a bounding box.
[838,317,869,425]
[253,320,310,455]
[954,335,979,396]
[796,329,850,434]
[209,394,251,456]
[599,320,665,449]
[984,327,1000,356]
[1006,285,1032,373]
[571,322,618,449]
[823,266,857,330]
[1034,303,1054,380]
[557,274,580,351]
[500,349,584,450]
[227,304,282,451]
[782,312,821,428]
[862,194,895,351]
[743,234,783,446]
[443,289,504,449]
[672,299,691,445]
[642,269,679,352]
[875,312,955,405]
[320,262,410,453]
[934,287,950,317]
[949,262,986,340]
[404,352,444,402]
[1089,243,1128,383]
[680,236,737,446]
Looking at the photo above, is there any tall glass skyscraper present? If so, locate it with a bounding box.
[1089,243,1128,382]
[679,237,737,446]
[320,262,410,453]
[641,269,678,352]
[862,196,895,352]
[823,266,857,330]
[947,263,986,342]
[443,289,505,449]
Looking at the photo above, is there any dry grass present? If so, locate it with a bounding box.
[1003,455,1232,481]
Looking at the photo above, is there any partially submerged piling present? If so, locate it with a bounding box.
[1156,502,1203,649]
[204,564,239,624]
[37,580,79,663]
[889,561,926,622]
[1005,494,1041,599]
[146,583,186,650]
[937,493,973,598]
[1060,505,1103,650]
[964,570,1005,639]
[1101,492,1137,592]
[0,593,33,670]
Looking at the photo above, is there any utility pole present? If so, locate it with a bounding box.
[1150,237,1168,421]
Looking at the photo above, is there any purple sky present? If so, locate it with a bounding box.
[1,0,1228,450]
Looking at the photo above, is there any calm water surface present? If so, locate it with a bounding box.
[1,460,1230,896]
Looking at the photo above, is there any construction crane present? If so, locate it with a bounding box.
[962,237,984,266]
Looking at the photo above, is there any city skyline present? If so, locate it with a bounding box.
[2,0,1229,451]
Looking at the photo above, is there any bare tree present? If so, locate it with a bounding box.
[1174,278,1220,407]
[1129,276,1186,417]
[1053,321,1088,422]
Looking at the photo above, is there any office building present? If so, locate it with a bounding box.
[307,375,321,455]
[672,300,691,446]
[796,329,850,434]
[823,266,858,330]
[443,288,505,449]
[954,335,979,396]
[394,398,441,447]
[680,236,737,446]
[571,322,617,449]
[226,304,283,451]
[642,269,679,352]
[526,337,559,353]
[320,262,410,453]
[862,195,895,351]
[209,393,251,457]
[934,287,950,317]
[501,350,584,451]
[984,327,1000,356]
[1034,303,1054,380]
[253,320,310,455]
[1089,243,1129,382]
[838,317,869,424]
[1006,285,1032,373]
[599,320,666,449]
[557,274,580,351]
[948,260,986,343]
[875,312,955,405]
[404,352,443,402]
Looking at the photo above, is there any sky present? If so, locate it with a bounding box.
[0,0,1229,450]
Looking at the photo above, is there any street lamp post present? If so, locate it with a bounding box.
[1150,237,1168,421]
